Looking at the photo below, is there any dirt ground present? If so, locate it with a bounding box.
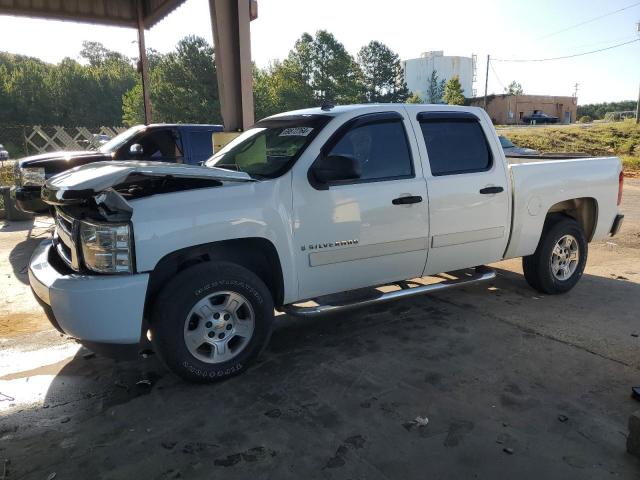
[1,182,639,479]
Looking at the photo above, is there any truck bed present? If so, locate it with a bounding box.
[506,153,590,165]
[504,155,622,260]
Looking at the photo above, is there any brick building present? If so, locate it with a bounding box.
[469,94,578,124]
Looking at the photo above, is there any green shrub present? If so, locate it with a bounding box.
[620,139,636,155]
[0,163,15,186]
[578,115,592,123]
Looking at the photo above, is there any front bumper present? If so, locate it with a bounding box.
[29,240,149,346]
[15,186,48,214]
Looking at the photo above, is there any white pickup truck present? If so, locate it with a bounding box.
[28,104,625,382]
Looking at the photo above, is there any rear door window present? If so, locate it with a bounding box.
[188,130,214,165]
[419,116,492,176]
[137,129,183,163]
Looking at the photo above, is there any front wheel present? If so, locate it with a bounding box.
[150,262,274,382]
[522,216,587,294]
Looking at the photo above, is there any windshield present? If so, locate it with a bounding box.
[499,136,515,148]
[99,125,146,153]
[205,115,331,178]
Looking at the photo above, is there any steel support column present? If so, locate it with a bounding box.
[209,0,255,131]
[136,0,152,124]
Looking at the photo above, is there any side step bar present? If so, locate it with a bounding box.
[281,266,496,317]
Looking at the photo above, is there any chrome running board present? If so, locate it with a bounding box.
[281,266,496,317]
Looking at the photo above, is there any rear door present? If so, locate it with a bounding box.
[292,110,429,300]
[412,111,510,275]
[186,129,215,165]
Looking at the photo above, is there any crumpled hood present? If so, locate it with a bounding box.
[18,150,109,168]
[42,161,255,221]
[45,160,253,196]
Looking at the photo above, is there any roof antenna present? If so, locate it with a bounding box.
[320,97,335,111]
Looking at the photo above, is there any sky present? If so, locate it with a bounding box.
[0,0,638,105]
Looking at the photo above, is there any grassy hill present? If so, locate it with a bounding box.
[500,120,640,172]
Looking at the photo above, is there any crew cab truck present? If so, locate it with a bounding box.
[14,123,223,214]
[28,104,624,382]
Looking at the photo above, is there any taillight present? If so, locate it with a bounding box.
[617,170,624,206]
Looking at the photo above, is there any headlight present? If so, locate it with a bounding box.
[20,167,46,186]
[79,220,133,273]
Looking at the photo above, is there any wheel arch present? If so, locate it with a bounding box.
[546,197,598,241]
[143,238,285,324]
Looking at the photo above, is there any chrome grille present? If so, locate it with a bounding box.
[53,209,80,271]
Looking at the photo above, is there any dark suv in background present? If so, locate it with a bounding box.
[14,123,223,214]
[522,111,558,124]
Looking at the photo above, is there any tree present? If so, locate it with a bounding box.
[356,41,409,103]
[406,92,423,104]
[80,41,130,68]
[253,59,314,119]
[0,44,136,127]
[443,76,465,105]
[287,30,362,104]
[506,80,523,95]
[425,70,446,104]
[577,100,635,120]
[122,35,222,125]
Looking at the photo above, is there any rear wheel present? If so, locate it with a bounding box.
[522,216,587,294]
[150,262,274,382]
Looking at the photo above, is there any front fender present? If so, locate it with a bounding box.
[130,175,297,303]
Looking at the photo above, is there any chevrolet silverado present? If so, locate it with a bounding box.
[28,104,624,382]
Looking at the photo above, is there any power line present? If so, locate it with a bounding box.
[489,61,506,91]
[562,35,638,51]
[493,37,640,62]
[534,0,640,41]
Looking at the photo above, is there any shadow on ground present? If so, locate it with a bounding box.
[1,270,639,479]
[4,217,51,285]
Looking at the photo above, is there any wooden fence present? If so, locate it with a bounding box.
[24,126,127,154]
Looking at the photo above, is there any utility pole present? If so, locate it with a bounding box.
[136,0,152,125]
[483,54,490,111]
[637,22,640,124]
[636,82,640,124]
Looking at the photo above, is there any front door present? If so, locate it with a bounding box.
[292,111,429,300]
[412,111,510,275]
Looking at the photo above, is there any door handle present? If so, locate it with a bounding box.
[479,186,504,194]
[392,195,423,205]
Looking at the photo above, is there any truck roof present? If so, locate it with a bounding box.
[263,103,487,120]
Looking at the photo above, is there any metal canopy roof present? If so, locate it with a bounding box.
[0,0,187,28]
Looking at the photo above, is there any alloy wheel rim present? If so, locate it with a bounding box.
[550,234,579,281]
[183,290,255,364]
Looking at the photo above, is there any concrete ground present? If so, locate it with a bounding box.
[1,183,639,479]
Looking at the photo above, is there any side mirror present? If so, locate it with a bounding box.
[129,144,144,157]
[311,154,362,185]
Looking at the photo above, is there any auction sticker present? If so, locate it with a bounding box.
[279,127,313,137]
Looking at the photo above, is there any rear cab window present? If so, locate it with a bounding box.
[418,112,492,176]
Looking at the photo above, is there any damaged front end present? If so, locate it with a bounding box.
[42,160,250,222]
[41,161,252,273]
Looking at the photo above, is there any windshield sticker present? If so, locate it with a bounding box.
[279,127,314,137]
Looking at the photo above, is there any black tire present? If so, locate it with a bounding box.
[522,216,587,295]
[150,261,274,383]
